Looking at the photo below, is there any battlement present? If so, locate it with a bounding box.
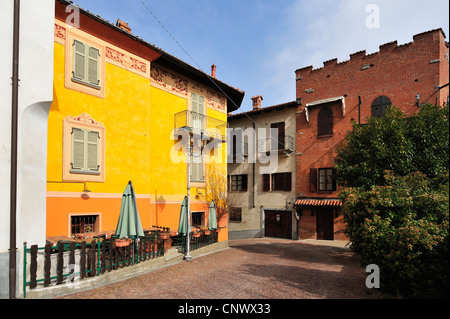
[295,28,447,76]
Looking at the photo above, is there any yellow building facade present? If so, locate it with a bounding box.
[47,1,244,243]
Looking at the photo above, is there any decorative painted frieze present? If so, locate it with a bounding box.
[151,65,226,112]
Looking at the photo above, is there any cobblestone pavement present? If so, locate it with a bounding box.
[57,238,391,299]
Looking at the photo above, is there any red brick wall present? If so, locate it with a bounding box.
[295,29,449,198]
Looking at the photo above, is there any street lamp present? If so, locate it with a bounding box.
[184,131,207,261]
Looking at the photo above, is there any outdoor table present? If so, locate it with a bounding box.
[46,236,76,246]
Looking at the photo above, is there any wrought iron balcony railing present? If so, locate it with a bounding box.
[257,135,295,155]
[174,110,228,141]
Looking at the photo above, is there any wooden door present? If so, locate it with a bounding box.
[270,122,285,150]
[264,210,292,239]
[316,208,334,240]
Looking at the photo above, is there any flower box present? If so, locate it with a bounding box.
[115,238,131,247]
[159,232,170,240]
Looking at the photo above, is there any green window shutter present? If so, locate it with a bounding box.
[191,93,204,131]
[87,131,99,171]
[73,40,86,80]
[72,128,85,170]
[87,46,100,85]
[190,151,204,181]
[190,153,197,181]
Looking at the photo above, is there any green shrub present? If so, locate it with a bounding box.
[340,171,449,298]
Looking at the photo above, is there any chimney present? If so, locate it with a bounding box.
[251,95,263,110]
[116,19,131,33]
[211,64,216,78]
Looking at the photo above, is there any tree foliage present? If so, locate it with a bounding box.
[335,104,449,189]
[335,104,449,298]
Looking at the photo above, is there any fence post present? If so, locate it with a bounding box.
[44,243,51,287]
[101,239,106,274]
[69,242,76,283]
[80,241,86,279]
[90,239,97,276]
[57,242,64,285]
[23,242,28,298]
[108,239,114,272]
[29,245,38,289]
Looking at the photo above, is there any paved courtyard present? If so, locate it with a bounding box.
[57,238,390,299]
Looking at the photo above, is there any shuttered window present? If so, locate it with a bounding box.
[272,173,292,191]
[371,96,391,118]
[71,127,100,175]
[229,207,242,222]
[73,40,100,88]
[317,107,333,136]
[263,174,271,192]
[230,175,248,192]
[190,150,205,182]
[191,92,205,132]
[310,167,336,192]
[262,173,292,192]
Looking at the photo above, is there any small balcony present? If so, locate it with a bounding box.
[174,110,228,141]
[258,135,295,156]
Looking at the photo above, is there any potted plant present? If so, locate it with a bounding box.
[115,238,131,247]
[159,232,170,240]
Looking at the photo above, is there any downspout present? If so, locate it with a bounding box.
[358,96,361,124]
[10,0,20,300]
[252,119,255,208]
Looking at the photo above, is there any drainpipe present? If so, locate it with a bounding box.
[10,0,21,300]
[252,120,255,208]
[358,96,361,124]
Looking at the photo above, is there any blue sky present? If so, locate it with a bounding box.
[73,0,449,113]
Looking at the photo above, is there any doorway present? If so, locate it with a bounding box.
[316,208,334,240]
[264,210,292,239]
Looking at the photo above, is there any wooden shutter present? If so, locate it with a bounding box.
[263,174,270,192]
[285,172,292,191]
[331,168,337,191]
[190,153,197,180]
[241,175,248,192]
[191,93,204,131]
[72,128,85,170]
[73,40,86,80]
[87,131,99,171]
[318,107,333,136]
[271,122,285,150]
[310,168,318,192]
[190,151,204,181]
[87,46,100,85]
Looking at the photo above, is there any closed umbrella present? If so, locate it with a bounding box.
[115,181,144,263]
[208,201,217,230]
[178,196,189,235]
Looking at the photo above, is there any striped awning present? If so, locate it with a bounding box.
[294,199,342,207]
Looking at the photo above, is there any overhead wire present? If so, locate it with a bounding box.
[138,0,289,151]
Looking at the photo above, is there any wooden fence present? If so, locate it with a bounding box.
[23,231,166,298]
[174,229,220,254]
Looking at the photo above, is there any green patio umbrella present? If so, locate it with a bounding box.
[178,196,189,235]
[115,181,144,239]
[208,201,217,230]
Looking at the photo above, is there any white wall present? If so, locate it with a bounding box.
[0,0,54,298]
[228,106,297,238]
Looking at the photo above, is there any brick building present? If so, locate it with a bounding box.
[294,28,449,240]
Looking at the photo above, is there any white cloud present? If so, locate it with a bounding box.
[255,0,449,110]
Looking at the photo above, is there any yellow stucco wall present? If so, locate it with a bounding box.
[47,21,229,242]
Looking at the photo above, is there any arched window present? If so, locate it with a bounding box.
[318,106,333,136]
[371,96,391,117]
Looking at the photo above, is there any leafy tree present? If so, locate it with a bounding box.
[335,104,449,190]
[335,104,449,298]
[340,172,449,298]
